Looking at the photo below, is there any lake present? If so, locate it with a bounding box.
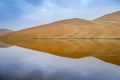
[0,41,120,80]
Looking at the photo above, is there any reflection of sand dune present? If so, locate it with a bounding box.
[0,41,12,48]
[2,40,120,65]
[0,11,120,65]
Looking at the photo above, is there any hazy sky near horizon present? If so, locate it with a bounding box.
[0,0,120,30]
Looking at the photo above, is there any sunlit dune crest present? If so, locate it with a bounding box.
[95,11,120,21]
[94,11,120,26]
[0,11,120,66]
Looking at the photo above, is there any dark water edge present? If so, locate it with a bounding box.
[0,38,120,40]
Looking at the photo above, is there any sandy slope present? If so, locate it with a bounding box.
[0,11,120,66]
[94,11,120,26]
[95,11,120,21]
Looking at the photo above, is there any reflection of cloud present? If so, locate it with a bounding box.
[0,70,44,80]
[0,46,120,80]
[47,68,120,80]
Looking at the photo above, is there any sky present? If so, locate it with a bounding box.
[0,0,120,30]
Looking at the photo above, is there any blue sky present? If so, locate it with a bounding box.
[0,0,120,30]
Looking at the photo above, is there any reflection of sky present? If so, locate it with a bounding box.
[0,0,120,30]
[0,46,120,80]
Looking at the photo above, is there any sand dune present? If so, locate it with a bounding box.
[1,18,120,38]
[0,11,120,65]
[95,11,120,21]
[94,11,120,26]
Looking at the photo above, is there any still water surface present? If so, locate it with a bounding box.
[0,42,120,80]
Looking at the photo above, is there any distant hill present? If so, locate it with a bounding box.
[0,29,13,36]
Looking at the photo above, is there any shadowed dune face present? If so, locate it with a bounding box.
[0,12,120,66]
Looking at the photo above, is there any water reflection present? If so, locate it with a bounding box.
[1,39,120,65]
[0,46,120,80]
[0,41,13,48]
